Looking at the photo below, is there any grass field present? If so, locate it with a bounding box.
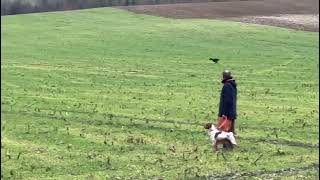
[1,7,319,179]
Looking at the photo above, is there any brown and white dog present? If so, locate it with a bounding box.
[204,123,237,151]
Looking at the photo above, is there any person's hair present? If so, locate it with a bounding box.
[222,70,232,80]
[222,70,232,82]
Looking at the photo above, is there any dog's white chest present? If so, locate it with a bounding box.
[208,130,218,143]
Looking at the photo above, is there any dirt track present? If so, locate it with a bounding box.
[121,0,319,31]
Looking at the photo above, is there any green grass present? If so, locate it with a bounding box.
[1,7,319,179]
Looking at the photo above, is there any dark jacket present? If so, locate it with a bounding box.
[218,78,237,120]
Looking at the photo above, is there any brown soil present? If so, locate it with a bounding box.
[120,0,319,31]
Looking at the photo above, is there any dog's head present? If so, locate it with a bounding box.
[204,123,212,129]
[204,123,218,131]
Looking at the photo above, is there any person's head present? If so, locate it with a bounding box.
[222,70,232,80]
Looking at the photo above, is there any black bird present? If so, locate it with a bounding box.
[209,58,219,63]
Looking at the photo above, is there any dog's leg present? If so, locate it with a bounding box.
[230,144,234,150]
[214,143,218,151]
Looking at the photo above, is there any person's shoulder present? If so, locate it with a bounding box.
[226,80,237,88]
[223,82,233,88]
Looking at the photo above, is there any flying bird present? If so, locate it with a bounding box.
[209,58,219,63]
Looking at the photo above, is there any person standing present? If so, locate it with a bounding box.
[218,70,237,134]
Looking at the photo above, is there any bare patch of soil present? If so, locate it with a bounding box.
[229,14,319,31]
[121,0,319,31]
